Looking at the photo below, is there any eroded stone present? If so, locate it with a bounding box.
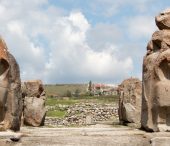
[142,9,170,132]
[22,80,46,127]
[0,37,22,131]
[156,8,170,30]
[118,78,142,126]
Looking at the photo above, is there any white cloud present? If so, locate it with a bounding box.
[87,23,122,51]
[7,21,24,36]
[68,11,90,33]
[126,15,157,39]
[83,50,133,77]
[0,0,134,84]
[43,12,133,83]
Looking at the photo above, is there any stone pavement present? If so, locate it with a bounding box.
[0,124,170,146]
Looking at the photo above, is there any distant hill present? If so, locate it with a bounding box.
[44,84,87,97]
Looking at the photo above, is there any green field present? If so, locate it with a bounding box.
[46,110,66,118]
[46,97,79,106]
[44,84,87,97]
[46,95,118,105]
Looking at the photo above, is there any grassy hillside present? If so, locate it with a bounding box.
[44,84,87,97]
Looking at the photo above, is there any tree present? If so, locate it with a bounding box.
[75,89,80,97]
[88,80,93,96]
[66,90,72,97]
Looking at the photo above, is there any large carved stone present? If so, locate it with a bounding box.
[155,9,170,30]
[22,80,46,127]
[0,37,22,131]
[142,8,170,132]
[118,78,142,126]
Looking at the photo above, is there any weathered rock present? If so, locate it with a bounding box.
[156,8,170,30]
[86,115,94,125]
[142,9,170,132]
[22,80,46,127]
[0,37,22,131]
[122,103,136,123]
[22,80,44,98]
[118,78,142,125]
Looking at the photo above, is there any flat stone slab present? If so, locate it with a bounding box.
[1,126,170,146]
[151,137,170,146]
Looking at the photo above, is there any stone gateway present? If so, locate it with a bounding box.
[142,8,170,132]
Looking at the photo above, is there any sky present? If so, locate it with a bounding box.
[0,0,169,84]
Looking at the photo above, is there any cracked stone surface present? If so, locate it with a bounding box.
[0,123,170,145]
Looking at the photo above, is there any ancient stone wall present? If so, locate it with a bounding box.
[118,78,142,126]
[142,9,170,132]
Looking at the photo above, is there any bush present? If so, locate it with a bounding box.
[65,90,72,97]
[74,89,81,97]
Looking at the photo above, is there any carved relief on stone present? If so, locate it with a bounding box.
[0,37,22,131]
[142,8,170,132]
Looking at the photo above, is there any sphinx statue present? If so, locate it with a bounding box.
[142,9,170,131]
[0,37,22,131]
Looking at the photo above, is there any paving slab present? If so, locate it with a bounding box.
[0,125,170,146]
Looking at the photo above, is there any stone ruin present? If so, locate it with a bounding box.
[22,80,46,127]
[118,78,142,126]
[142,9,170,132]
[0,37,46,131]
[0,37,22,131]
[45,103,118,126]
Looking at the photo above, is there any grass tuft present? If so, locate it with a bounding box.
[46,110,66,118]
